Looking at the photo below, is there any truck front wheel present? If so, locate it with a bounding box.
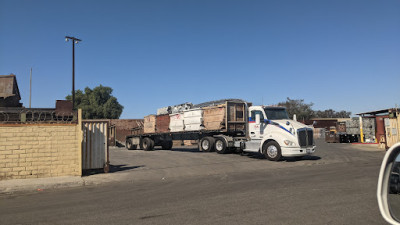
[142,137,154,151]
[263,141,282,161]
[199,137,215,152]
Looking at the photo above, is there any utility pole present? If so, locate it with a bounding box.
[29,68,32,108]
[65,36,82,109]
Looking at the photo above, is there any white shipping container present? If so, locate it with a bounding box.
[183,109,203,118]
[183,108,203,131]
[185,124,204,131]
[184,117,203,124]
[169,113,184,132]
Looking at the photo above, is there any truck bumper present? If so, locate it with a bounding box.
[281,146,316,157]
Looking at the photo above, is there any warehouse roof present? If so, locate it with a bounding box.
[356,108,399,116]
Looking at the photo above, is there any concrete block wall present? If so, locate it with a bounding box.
[0,124,82,180]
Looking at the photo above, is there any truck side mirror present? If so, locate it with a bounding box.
[377,142,400,225]
[293,114,297,121]
[255,113,261,125]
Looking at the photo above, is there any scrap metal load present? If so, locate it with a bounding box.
[143,99,248,134]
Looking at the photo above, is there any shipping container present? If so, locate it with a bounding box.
[385,116,400,148]
[203,104,225,130]
[183,108,203,131]
[143,115,156,133]
[203,102,246,132]
[156,114,170,133]
[169,113,184,132]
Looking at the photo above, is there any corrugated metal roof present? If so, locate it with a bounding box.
[356,108,399,116]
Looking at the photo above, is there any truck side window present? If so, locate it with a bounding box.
[251,110,264,122]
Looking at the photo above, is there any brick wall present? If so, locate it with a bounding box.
[0,123,82,180]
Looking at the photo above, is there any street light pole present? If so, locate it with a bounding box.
[65,36,82,109]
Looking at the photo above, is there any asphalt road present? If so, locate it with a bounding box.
[0,139,388,225]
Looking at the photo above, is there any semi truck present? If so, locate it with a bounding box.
[125,99,316,161]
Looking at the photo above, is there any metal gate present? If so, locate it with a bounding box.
[82,120,109,172]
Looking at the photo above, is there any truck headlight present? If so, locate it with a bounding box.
[284,140,296,146]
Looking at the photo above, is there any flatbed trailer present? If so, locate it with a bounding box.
[126,100,248,154]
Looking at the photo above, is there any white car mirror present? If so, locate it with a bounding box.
[377,143,400,225]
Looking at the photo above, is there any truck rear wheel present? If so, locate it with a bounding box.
[199,137,215,152]
[263,141,282,161]
[162,141,173,150]
[126,139,137,150]
[215,137,229,154]
[142,137,154,151]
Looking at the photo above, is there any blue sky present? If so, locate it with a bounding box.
[1,0,399,118]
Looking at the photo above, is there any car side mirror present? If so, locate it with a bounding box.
[377,143,400,225]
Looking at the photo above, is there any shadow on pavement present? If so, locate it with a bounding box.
[109,164,144,173]
[284,155,322,162]
[82,164,144,176]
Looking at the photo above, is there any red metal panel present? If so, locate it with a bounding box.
[156,114,170,133]
[376,115,388,147]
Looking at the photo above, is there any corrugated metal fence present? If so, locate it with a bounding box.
[82,120,109,172]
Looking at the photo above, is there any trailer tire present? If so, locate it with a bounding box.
[199,137,215,152]
[126,139,137,150]
[263,141,282,161]
[215,137,229,154]
[142,137,154,151]
[162,141,173,150]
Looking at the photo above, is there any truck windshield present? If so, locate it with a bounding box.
[264,108,289,120]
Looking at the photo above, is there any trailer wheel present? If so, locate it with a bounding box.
[263,141,282,161]
[199,137,215,152]
[215,137,228,154]
[142,137,154,151]
[162,141,173,150]
[126,139,137,150]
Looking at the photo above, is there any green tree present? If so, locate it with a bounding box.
[277,98,351,120]
[66,85,123,119]
[277,97,315,120]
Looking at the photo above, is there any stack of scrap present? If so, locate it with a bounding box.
[156,114,170,133]
[157,103,193,115]
[144,115,156,133]
[171,103,192,114]
[345,117,376,142]
[169,113,184,132]
[203,104,225,130]
[362,118,376,142]
[183,109,203,131]
[345,118,360,135]
[157,106,171,116]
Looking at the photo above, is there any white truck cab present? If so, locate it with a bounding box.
[242,106,316,160]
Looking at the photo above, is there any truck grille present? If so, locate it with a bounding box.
[298,128,314,148]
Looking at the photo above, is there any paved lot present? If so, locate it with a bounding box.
[0,139,388,224]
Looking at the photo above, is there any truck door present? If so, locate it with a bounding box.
[249,110,265,140]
